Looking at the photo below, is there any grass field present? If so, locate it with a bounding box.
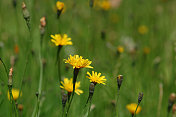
[0,0,176,117]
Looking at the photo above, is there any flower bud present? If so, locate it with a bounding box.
[138,92,143,104]
[117,75,123,90]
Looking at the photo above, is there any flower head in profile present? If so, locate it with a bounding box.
[50,34,72,46]
[60,78,83,95]
[138,25,148,35]
[8,88,22,101]
[126,103,141,114]
[56,1,64,11]
[64,55,93,69]
[86,71,106,85]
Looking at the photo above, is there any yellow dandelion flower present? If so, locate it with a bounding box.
[138,25,148,35]
[50,34,72,46]
[60,78,83,95]
[86,71,106,85]
[99,0,111,10]
[64,55,93,69]
[7,88,22,101]
[56,1,64,11]
[117,46,124,53]
[126,103,142,114]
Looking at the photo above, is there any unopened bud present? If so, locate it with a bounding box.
[173,104,176,114]
[101,30,106,40]
[8,68,13,87]
[39,17,46,38]
[18,104,24,111]
[22,2,30,30]
[117,75,123,90]
[168,93,176,113]
[138,92,143,104]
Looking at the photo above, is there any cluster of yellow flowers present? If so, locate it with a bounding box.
[50,33,106,95]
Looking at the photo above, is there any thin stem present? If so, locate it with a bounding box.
[65,68,79,117]
[0,58,9,79]
[133,103,139,117]
[57,46,62,83]
[115,88,120,117]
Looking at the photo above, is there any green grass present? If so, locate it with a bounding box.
[0,0,176,117]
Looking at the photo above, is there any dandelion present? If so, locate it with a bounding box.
[60,78,83,96]
[56,1,64,18]
[65,55,93,69]
[99,0,111,10]
[86,71,106,85]
[138,25,148,35]
[64,55,93,116]
[126,103,142,115]
[51,34,72,84]
[50,34,72,46]
[8,88,22,101]
[117,46,124,54]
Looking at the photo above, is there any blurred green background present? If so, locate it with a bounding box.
[0,0,176,116]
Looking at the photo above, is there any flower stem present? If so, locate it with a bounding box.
[57,46,62,83]
[133,103,139,117]
[115,88,120,117]
[65,68,79,117]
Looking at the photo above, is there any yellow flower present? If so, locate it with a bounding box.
[99,0,111,10]
[50,34,72,46]
[56,1,64,11]
[126,103,142,114]
[138,25,148,35]
[117,46,124,53]
[7,88,22,101]
[86,71,106,85]
[143,47,150,55]
[64,55,93,69]
[60,78,83,95]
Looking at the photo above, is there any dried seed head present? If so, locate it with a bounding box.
[117,75,123,90]
[18,104,24,111]
[138,92,143,104]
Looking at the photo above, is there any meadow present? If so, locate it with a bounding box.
[0,0,176,117]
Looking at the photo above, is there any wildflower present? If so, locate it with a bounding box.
[60,78,83,95]
[138,25,148,35]
[126,103,141,115]
[64,55,93,69]
[56,1,64,11]
[99,0,111,10]
[8,88,22,101]
[143,47,150,55]
[86,71,106,85]
[56,1,64,18]
[117,46,124,54]
[50,34,72,46]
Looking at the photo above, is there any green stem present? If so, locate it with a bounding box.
[115,88,120,117]
[133,103,139,117]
